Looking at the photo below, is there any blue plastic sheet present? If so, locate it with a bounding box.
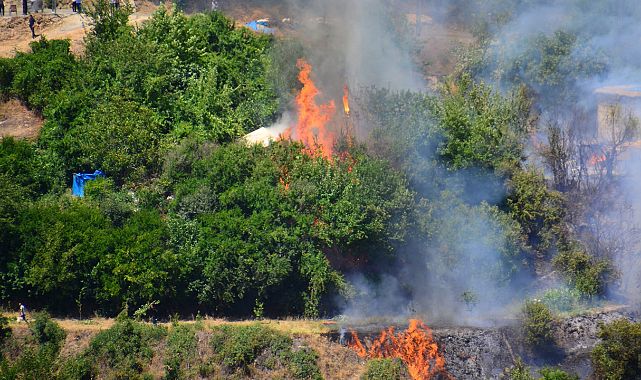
[244,20,275,34]
[72,170,104,197]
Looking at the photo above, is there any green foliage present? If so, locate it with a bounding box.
[63,96,166,184]
[522,300,555,348]
[540,288,582,314]
[507,168,565,255]
[506,358,535,380]
[591,319,641,380]
[86,317,165,379]
[210,324,291,371]
[0,314,11,347]
[6,38,77,113]
[210,324,321,378]
[85,0,133,43]
[502,30,608,107]
[361,358,407,380]
[539,367,579,380]
[552,247,616,297]
[287,348,323,380]
[505,359,579,380]
[30,312,66,351]
[163,323,200,380]
[432,74,532,173]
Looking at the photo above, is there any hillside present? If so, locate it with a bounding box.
[1,0,641,379]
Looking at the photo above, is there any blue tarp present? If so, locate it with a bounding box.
[72,170,104,197]
[244,20,275,34]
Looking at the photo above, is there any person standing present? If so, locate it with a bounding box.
[0,0,5,16]
[28,14,35,38]
[75,0,80,13]
[22,0,27,15]
[18,303,27,323]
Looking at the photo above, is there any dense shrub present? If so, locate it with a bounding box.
[210,324,321,379]
[6,38,77,113]
[30,312,66,351]
[505,359,579,380]
[0,314,11,347]
[522,300,555,348]
[85,317,165,379]
[361,358,407,380]
[163,323,200,380]
[591,319,641,380]
[552,248,616,297]
[541,288,582,314]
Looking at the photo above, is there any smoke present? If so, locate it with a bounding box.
[240,0,641,322]
[474,0,641,306]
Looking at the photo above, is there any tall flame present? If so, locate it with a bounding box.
[349,319,451,380]
[287,59,336,159]
[343,85,351,116]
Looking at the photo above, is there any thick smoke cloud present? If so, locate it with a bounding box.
[476,0,641,304]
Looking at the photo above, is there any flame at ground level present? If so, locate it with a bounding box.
[349,319,451,380]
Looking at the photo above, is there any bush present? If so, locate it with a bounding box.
[552,248,616,297]
[541,288,582,313]
[522,300,555,348]
[30,312,66,352]
[8,38,77,113]
[210,324,322,378]
[210,324,291,371]
[163,323,200,380]
[287,348,322,380]
[0,314,11,347]
[361,358,407,380]
[539,367,579,380]
[86,318,165,379]
[591,319,641,380]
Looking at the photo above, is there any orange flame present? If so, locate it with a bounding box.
[284,59,336,159]
[589,153,606,166]
[348,319,451,380]
[343,85,351,116]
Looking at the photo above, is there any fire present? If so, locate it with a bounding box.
[343,85,351,116]
[348,319,451,380]
[285,59,336,159]
[589,153,606,166]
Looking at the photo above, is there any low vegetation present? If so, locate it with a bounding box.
[361,358,408,380]
[591,319,641,380]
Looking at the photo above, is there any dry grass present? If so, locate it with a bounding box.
[302,334,367,380]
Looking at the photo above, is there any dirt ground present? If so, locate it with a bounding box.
[0,99,43,140]
[0,1,161,58]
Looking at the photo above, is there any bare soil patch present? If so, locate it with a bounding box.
[0,99,43,140]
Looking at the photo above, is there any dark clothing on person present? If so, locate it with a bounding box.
[22,0,27,15]
[71,0,76,11]
[0,1,5,16]
[29,15,35,38]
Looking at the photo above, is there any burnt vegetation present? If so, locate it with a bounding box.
[0,0,640,378]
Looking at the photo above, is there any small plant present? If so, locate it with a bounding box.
[361,358,407,380]
[541,288,581,313]
[522,300,555,348]
[539,367,579,380]
[461,290,478,310]
[288,348,322,380]
[591,319,641,380]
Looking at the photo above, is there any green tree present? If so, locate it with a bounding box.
[592,319,641,380]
